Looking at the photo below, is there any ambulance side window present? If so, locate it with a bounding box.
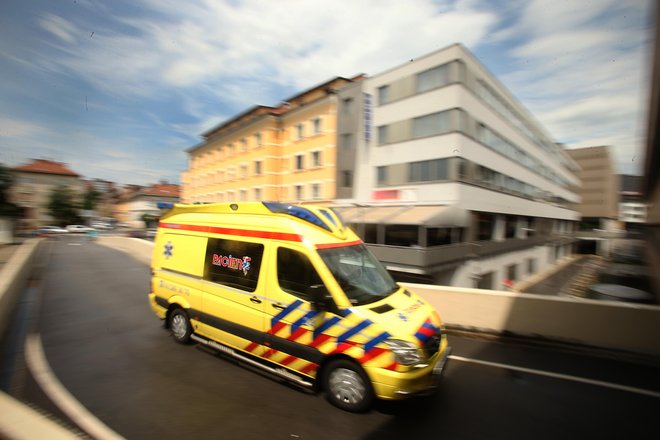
[204,238,263,292]
[277,248,323,302]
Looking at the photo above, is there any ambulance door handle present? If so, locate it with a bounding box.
[250,296,262,304]
[272,303,285,311]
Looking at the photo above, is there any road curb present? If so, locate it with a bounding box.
[24,334,125,440]
[0,390,80,440]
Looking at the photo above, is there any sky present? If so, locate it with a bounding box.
[0,0,654,186]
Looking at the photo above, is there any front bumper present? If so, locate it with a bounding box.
[148,293,167,319]
[394,346,452,396]
[367,340,451,400]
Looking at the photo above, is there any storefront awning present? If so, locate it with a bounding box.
[385,205,470,227]
[333,205,470,227]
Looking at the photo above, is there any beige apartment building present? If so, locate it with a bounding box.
[9,159,83,230]
[566,146,619,229]
[115,182,180,226]
[182,77,358,204]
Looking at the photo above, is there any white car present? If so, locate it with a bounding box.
[66,224,96,233]
[37,226,68,235]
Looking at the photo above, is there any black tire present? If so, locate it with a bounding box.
[322,359,374,412]
[168,308,192,344]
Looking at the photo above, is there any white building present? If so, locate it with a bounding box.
[335,44,581,289]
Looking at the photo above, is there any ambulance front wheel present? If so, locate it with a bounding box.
[169,308,192,344]
[323,359,374,412]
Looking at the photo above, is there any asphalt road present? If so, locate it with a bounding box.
[13,236,660,439]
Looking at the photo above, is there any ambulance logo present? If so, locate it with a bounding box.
[212,254,252,276]
[164,242,173,259]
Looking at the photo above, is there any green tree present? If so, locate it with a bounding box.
[0,163,20,217]
[47,185,80,225]
[83,187,101,210]
[141,213,159,228]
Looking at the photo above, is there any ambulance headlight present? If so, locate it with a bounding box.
[385,339,422,366]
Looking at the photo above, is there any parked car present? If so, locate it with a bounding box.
[90,221,113,230]
[36,225,68,235]
[66,224,96,233]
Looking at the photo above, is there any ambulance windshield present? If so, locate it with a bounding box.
[318,244,399,306]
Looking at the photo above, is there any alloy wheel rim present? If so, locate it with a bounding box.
[328,368,365,405]
[171,314,187,339]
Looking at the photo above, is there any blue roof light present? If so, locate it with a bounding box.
[318,209,338,226]
[157,202,174,210]
[263,202,331,232]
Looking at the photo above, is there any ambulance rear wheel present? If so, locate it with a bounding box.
[323,359,374,412]
[169,308,192,344]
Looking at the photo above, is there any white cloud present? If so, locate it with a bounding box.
[27,0,497,102]
[2,0,652,184]
[495,0,652,174]
[37,13,78,44]
[0,116,50,138]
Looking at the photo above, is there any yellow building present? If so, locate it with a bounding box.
[182,77,358,204]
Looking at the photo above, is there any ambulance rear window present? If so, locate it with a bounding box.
[204,238,263,292]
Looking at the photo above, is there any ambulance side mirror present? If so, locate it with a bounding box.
[310,284,331,312]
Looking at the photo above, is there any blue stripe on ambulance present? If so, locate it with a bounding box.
[271,299,303,329]
[313,316,342,339]
[414,321,439,343]
[291,310,320,333]
[364,331,391,353]
[337,320,373,343]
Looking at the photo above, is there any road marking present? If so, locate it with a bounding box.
[449,354,660,399]
[24,334,125,440]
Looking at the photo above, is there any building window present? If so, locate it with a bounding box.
[384,225,418,247]
[378,85,390,106]
[240,190,247,201]
[254,188,262,200]
[254,132,262,148]
[416,63,450,94]
[477,213,494,241]
[240,165,248,179]
[409,158,448,182]
[378,125,388,145]
[240,138,248,152]
[341,170,353,188]
[505,215,517,239]
[313,118,322,134]
[527,258,536,274]
[295,154,304,171]
[457,158,467,179]
[295,185,304,200]
[311,183,321,200]
[254,160,263,176]
[427,227,464,246]
[341,133,353,149]
[342,97,354,114]
[377,166,387,185]
[506,264,517,282]
[476,272,493,290]
[412,111,451,139]
[364,224,378,243]
[312,151,322,167]
[296,123,304,140]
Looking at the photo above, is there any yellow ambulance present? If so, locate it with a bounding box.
[148,202,450,412]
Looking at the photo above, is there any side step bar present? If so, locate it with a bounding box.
[190,334,314,389]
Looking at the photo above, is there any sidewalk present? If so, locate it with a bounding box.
[513,255,587,295]
[0,244,19,270]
